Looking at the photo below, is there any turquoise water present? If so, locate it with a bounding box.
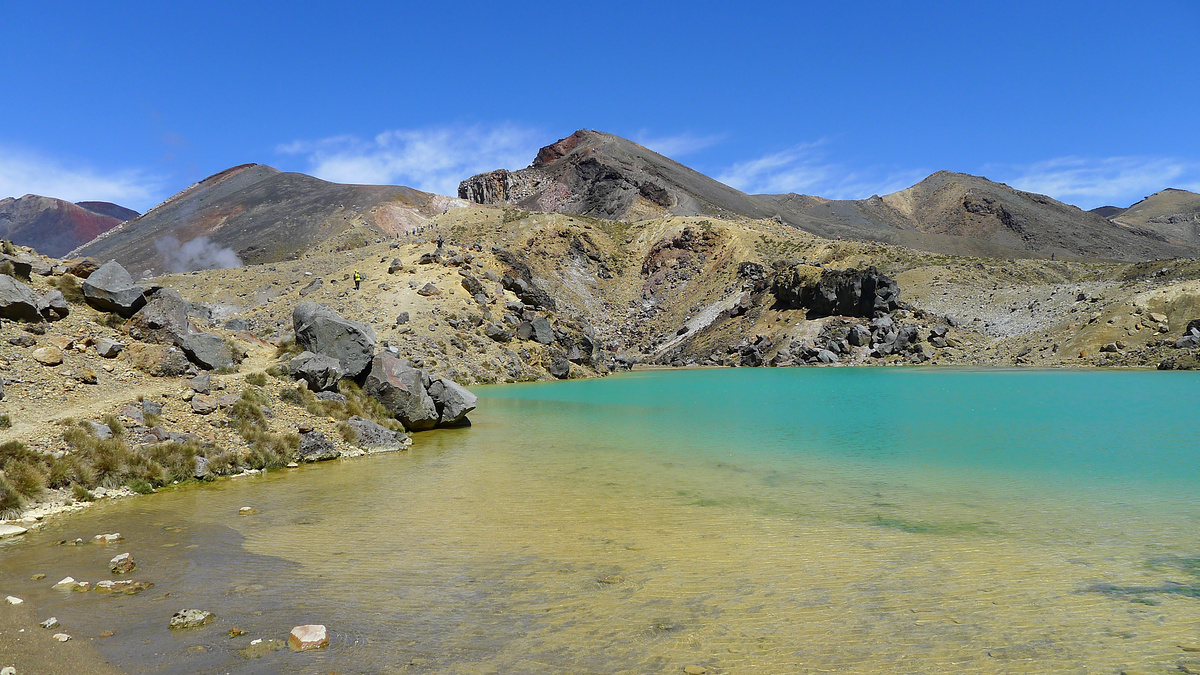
[4,368,1200,673]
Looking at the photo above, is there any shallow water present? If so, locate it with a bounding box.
[4,368,1200,673]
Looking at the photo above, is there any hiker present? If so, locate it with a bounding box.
[354,270,362,291]
[436,234,444,249]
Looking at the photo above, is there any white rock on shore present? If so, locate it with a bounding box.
[3,596,22,605]
[0,524,28,539]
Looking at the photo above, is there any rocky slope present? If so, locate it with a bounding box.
[72,164,468,275]
[0,195,136,258]
[461,130,1195,262]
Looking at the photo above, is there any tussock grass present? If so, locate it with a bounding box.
[227,389,299,470]
[47,274,85,303]
[245,372,267,387]
[287,381,402,432]
[0,413,11,429]
[275,338,303,359]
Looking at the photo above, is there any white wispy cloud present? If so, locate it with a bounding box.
[995,156,1200,209]
[277,124,545,197]
[717,141,928,199]
[0,148,161,210]
[633,131,724,159]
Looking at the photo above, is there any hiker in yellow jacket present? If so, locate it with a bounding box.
[354,270,362,291]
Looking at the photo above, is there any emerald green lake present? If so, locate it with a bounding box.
[3,368,1200,673]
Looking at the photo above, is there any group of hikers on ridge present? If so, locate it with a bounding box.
[351,234,444,292]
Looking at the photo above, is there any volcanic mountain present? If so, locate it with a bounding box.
[460,130,1195,262]
[1100,188,1200,248]
[0,195,137,257]
[73,163,466,274]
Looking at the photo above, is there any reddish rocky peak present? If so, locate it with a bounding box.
[533,131,588,168]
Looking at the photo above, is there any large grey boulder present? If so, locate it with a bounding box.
[180,332,234,370]
[0,274,43,322]
[288,351,344,392]
[363,352,439,431]
[82,261,146,317]
[127,289,191,345]
[427,376,478,426]
[345,416,410,452]
[293,302,376,378]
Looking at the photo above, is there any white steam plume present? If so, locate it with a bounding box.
[155,235,243,273]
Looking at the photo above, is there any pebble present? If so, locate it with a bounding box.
[238,506,258,515]
[52,633,71,642]
[684,666,707,675]
[30,574,44,581]
[3,596,22,605]
[39,617,58,629]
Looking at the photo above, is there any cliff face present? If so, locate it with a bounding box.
[0,195,134,257]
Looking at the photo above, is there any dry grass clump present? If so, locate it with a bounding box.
[245,372,268,387]
[285,381,403,432]
[47,274,86,303]
[274,338,303,359]
[227,389,299,470]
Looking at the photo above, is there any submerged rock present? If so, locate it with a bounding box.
[169,609,215,629]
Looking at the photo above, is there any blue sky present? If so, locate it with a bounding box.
[1,1,1197,212]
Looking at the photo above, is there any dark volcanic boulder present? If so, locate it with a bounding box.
[427,376,478,426]
[530,317,555,344]
[345,415,410,451]
[288,351,344,392]
[0,275,44,322]
[293,302,376,378]
[298,431,339,462]
[484,324,512,342]
[363,352,439,431]
[548,356,571,379]
[180,332,234,370]
[82,261,146,317]
[773,265,900,318]
[127,289,191,345]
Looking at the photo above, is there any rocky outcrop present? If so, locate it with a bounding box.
[293,302,376,378]
[772,265,900,318]
[493,248,556,310]
[127,288,233,370]
[363,352,477,431]
[82,261,146,317]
